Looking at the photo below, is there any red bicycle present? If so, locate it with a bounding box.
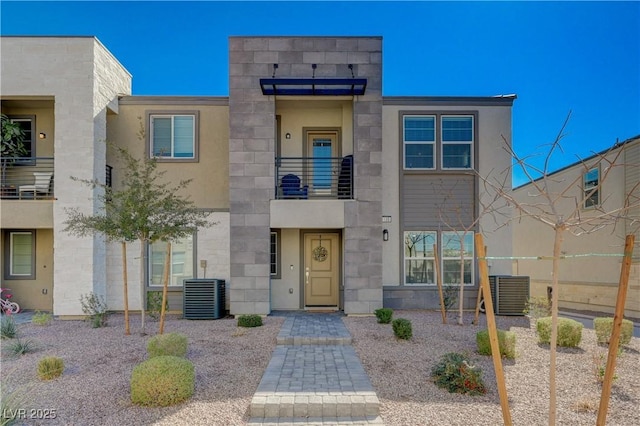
[0,288,20,314]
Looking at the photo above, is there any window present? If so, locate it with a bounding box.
[584,167,599,208]
[404,116,435,169]
[441,232,474,286]
[442,116,473,169]
[404,231,436,285]
[270,231,281,279]
[9,116,35,162]
[4,231,35,279]
[150,114,196,159]
[149,236,194,286]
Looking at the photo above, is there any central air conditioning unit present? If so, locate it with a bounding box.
[485,275,530,316]
[183,279,226,320]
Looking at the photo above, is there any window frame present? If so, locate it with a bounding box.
[583,166,600,209]
[441,231,474,286]
[403,230,437,285]
[270,230,281,279]
[8,115,36,164]
[440,115,474,170]
[403,115,436,170]
[146,111,199,162]
[4,230,36,280]
[147,234,196,288]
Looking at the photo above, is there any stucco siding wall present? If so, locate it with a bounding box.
[1,37,132,315]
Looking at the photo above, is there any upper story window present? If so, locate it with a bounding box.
[403,116,435,169]
[402,113,475,170]
[8,116,35,162]
[441,116,473,169]
[149,113,197,160]
[584,167,599,208]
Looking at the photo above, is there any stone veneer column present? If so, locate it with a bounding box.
[228,37,383,315]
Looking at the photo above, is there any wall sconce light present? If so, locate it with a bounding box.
[285,133,291,139]
[383,229,389,241]
[38,132,47,139]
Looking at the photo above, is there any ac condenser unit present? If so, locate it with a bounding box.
[487,275,530,316]
[183,279,226,320]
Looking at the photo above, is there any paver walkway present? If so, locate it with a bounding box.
[249,312,383,425]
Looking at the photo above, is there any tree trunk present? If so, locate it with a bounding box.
[548,227,564,425]
[122,242,130,335]
[159,242,171,334]
[458,236,465,326]
[139,240,147,335]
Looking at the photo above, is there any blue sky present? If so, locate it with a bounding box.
[2,1,639,186]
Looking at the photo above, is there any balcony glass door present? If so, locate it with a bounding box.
[306,131,338,194]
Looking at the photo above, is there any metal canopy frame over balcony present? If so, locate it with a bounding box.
[259,63,367,96]
[260,77,367,96]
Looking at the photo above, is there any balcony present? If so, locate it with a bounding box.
[1,157,54,200]
[275,156,353,200]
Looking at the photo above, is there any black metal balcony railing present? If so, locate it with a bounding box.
[1,157,54,200]
[275,156,353,200]
[106,165,113,188]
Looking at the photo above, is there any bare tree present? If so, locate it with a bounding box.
[482,112,640,425]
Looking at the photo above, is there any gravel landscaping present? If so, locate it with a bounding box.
[1,310,639,425]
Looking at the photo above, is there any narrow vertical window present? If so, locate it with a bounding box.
[404,231,436,284]
[404,116,435,169]
[584,167,599,208]
[442,116,473,169]
[270,230,281,279]
[5,231,35,279]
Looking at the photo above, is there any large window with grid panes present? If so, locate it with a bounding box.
[403,114,474,170]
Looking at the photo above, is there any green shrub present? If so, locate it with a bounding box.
[374,308,393,324]
[147,292,168,321]
[536,317,583,347]
[131,356,194,407]
[37,356,64,380]
[392,318,412,340]
[523,296,552,321]
[431,352,486,395]
[32,311,53,326]
[442,285,458,314]
[4,338,37,356]
[593,317,633,346]
[1,315,17,339]
[237,314,263,328]
[80,292,108,328]
[476,329,516,359]
[147,332,188,358]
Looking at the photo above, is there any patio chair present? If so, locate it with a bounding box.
[18,172,53,199]
[280,173,308,199]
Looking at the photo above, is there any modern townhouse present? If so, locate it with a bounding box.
[1,36,515,317]
[512,135,640,318]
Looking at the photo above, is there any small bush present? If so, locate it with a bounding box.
[237,314,263,328]
[442,285,458,314]
[593,317,633,346]
[147,332,188,358]
[476,329,516,359]
[147,292,168,321]
[523,296,552,321]
[5,338,37,356]
[591,351,618,385]
[1,315,17,339]
[37,356,64,380]
[374,308,393,324]
[536,317,583,347]
[80,292,108,328]
[431,352,486,395]
[392,318,412,340]
[131,356,194,407]
[32,311,53,326]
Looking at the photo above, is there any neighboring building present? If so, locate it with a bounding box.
[512,135,640,318]
[1,36,515,317]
